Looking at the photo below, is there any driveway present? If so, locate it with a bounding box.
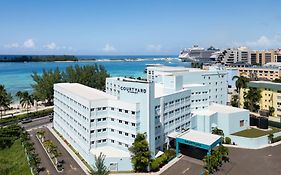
[29,127,85,175]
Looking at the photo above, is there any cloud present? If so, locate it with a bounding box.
[102,44,116,52]
[44,42,57,50]
[234,35,281,49]
[4,43,20,48]
[23,39,35,48]
[147,44,162,52]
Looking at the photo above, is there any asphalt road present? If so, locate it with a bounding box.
[21,116,52,130]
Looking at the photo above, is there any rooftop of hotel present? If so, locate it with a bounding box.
[55,83,116,101]
[107,77,148,84]
[193,103,248,116]
[90,146,130,158]
[147,65,205,73]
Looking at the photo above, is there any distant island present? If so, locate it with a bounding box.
[0,55,79,62]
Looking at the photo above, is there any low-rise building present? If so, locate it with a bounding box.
[237,66,281,81]
[191,103,249,136]
[240,81,281,119]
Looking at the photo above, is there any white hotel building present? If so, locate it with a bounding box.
[53,65,229,171]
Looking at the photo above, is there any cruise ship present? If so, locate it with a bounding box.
[179,45,220,62]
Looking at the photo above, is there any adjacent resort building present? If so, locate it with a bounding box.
[53,65,250,171]
[240,81,281,119]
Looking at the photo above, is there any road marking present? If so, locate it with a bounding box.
[182,167,190,174]
[70,164,77,170]
[268,154,272,157]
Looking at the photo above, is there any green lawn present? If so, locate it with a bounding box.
[0,139,32,175]
[232,127,281,138]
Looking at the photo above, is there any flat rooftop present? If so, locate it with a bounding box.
[208,103,248,113]
[90,146,130,158]
[147,65,205,73]
[247,81,281,90]
[55,83,116,101]
[177,129,221,146]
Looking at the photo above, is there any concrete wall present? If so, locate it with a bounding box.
[228,131,281,149]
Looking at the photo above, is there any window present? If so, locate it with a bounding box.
[119,109,122,112]
[125,110,128,113]
[90,119,95,122]
[90,130,95,133]
[102,128,106,132]
[111,140,114,143]
[125,133,128,136]
[240,120,245,127]
[102,107,106,110]
[119,131,122,134]
[102,118,106,121]
[132,111,135,115]
[119,120,122,123]
[125,121,128,125]
[111,107,114,110]
[111,129,114,132]
[111,118,114,121]
[132,123,135,126]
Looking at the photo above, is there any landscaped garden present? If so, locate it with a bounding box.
[232,127,281,138]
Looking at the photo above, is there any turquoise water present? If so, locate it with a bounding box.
[0,57,190,95]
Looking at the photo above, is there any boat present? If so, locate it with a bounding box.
[179,45,220,62]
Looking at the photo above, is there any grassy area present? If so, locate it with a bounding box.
[0,139,32,175]
[232,127,281,138]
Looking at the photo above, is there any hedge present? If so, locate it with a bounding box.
[272,136,281,143]
[150,149,176,172]
[0,108,53,125]
[268,120,281,129]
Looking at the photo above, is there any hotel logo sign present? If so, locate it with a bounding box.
[120,86,147,94]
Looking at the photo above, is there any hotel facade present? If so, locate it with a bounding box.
[53,65,245,171]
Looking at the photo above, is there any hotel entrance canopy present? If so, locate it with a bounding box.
[168,130,222,156]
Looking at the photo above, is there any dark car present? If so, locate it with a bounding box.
[21,118,33,124]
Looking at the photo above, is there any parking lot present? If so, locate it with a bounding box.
[161,144,281,175]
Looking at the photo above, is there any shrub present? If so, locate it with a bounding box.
[164,149,176,160]
[224,137,231,144]
[150,159,160,172]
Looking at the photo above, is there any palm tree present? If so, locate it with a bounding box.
[16,91,34,112]
[0,84,13,119]
[90,153,110,175]
[36,130,45,142]
[232,75,249,108]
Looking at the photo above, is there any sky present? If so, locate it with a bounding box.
[0,0,280,55]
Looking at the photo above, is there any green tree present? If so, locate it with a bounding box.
[90,153,110,175]
[230,94,239,107]
[31,65,109,106]
[129,133,151,172]
[269,106,275,117]
[32,68,62,105]
[272,78,281,83]
[16,91,34,112]
[232,75,249,108]
[243,88,262,112]
[0,84,13,119]
[211,127,224,137]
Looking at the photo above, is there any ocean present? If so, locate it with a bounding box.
[0,55,190,95]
